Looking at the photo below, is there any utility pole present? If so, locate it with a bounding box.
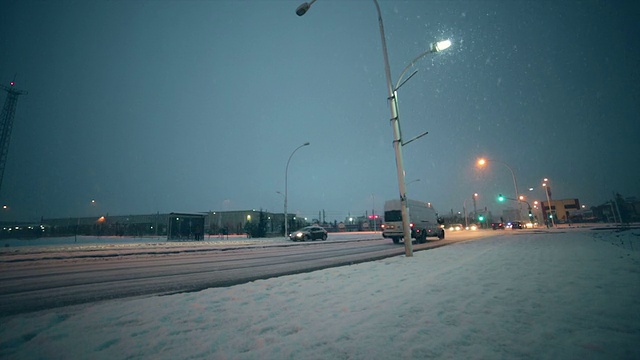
[612,192,623,224]
[0,81,28,195]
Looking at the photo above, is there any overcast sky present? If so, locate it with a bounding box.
[1,0,638,222]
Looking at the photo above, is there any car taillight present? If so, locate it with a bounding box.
[410,223,414,228]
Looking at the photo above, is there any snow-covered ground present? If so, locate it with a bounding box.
[1,227,639,359]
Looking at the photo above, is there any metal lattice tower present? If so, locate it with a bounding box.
[0,81,28,194]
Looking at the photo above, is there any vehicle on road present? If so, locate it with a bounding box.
[381,199,445,244]
[509,221,524,229]
[491,222,505,230]
[289,226,328,241]
[447,223,464,231]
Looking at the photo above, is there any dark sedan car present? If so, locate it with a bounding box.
[491,222,505,230]
[289,226,328,241]
[510,221,524,229]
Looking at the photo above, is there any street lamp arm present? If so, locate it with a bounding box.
[402,130,428,146]
[395,70,419,92]
[394,39,451,91]
[485,158,514,174]
[395,48,436,91]
[285,142,310,176]
[503,195,530,206]
[481,158,519,200]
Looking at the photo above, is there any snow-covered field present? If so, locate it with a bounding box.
[1,228,638,359]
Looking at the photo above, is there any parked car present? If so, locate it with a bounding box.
[491,222,505,230]
[289,226,328,241]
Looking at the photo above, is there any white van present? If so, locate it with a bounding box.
[381,199,445,244]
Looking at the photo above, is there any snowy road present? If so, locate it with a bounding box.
[0,231,493,316]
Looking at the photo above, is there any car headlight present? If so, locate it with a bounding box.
[296,232,303,238]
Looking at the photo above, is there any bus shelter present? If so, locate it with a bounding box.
[167,213,205,241]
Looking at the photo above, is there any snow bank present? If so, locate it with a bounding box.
[1,229,638,359]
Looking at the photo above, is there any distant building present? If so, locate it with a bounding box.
[39,213,169,237]
[541,198,580,223]
[7,210,290,239]
[591,195,640,223]
[501,208,521,223]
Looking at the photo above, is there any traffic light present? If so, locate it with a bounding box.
[497,194,505,202]
[478,214,485,222]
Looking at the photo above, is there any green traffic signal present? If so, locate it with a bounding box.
[497,194,505,202]
[478,215,485,222]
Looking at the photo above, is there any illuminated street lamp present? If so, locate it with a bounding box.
[542,178,556,227]
[90,199,101,217]
[477,157,522,220]
[284,142,310,238]
[296,0,452,257]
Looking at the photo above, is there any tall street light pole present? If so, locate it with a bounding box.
[284,142,310,238]
[463,198,468,228]
[542,178,555,227]
[369,0,412,257]
[477,158,522,221]
[296,0,451,257]
[463,193,476,229]
[473,192,478,216]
